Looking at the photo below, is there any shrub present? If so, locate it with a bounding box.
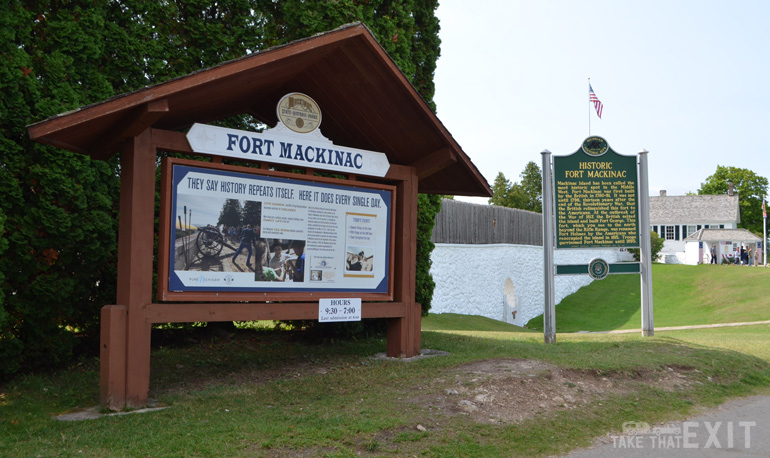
[629,231,665,262]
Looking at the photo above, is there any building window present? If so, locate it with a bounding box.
[686,225,696,237]
[666,226,675,240]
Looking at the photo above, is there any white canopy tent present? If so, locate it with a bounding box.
[684,228,763,265]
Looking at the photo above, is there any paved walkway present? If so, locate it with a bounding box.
[561,395,770,457]
[578,320,770,334]
[564,321,770,456]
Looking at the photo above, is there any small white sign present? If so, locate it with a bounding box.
[319,298,362,322]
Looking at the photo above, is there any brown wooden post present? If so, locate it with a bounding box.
[99,304,126,408]
[113,130,156,408]
[387,167,421,357]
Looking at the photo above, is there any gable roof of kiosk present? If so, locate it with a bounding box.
[27,23,491,197]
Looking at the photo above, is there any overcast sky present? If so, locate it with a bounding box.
[434,0,770,204]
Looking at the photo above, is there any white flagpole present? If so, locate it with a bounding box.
[762,196,767,266]
[588,78,591,136]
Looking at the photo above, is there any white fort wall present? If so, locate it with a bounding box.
[429,243,633,327]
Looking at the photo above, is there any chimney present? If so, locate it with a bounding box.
[659,190,667,197]
[728,182,734,196]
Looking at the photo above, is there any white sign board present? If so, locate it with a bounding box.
[186,122,391,177]
[319,298,362,322]
[169,164,391,294]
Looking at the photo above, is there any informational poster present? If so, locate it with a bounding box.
[553,137,639,249]
[168,164,391,293]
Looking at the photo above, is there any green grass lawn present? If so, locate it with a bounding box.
[526,264,770,332]
[3,314,770,458]
[2,269,769,457]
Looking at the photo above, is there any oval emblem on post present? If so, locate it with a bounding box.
[588,258,609,280]
[277,93,322,134]
[582,136,609,157]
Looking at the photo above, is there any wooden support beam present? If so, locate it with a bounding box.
[151,128,193,153]
[115,130,156,408]
[90,99,170,160]
[411,147,456,180]
[145,302,406,323]
[99,305,126,409]
[387,166,421,357]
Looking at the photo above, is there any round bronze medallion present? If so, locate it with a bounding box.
[276,93,322,134]
[582,136,609,157]
[588,258,609,280]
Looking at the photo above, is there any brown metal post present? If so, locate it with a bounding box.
[386,168,421,357]
[114,130,156,408]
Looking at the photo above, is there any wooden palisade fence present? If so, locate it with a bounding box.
[431,198,542,246]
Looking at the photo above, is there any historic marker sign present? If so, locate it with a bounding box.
[553,137,639,248]
[543,137,653,344]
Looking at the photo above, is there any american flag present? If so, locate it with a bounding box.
[763,199,767,219]
[589,84,603,119]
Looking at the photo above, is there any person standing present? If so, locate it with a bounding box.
[254,239,285,281]
[231,224,256,267]
[710,244,717,264]
[288,240,305,282]
[348,251,364,271]
[268,241,287,277]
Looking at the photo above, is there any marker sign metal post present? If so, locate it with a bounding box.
[542,137,653,343]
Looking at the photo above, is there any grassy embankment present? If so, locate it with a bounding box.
[526,263,770,332]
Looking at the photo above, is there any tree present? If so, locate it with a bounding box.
[242,201,262,228]
[2,0,444,377]
[629,231,665,262]
[489,172,513,207]
[698,165,769,234]
[1,1,122,378]
[416,194,442,314]
[519,161,542,213]
[488,162,543,212]
[218,199,243,228]
[256,0,440,111]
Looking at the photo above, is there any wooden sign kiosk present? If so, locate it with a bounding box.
[27,23,491,409]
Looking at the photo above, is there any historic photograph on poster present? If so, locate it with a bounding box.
[167,163,392,294]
